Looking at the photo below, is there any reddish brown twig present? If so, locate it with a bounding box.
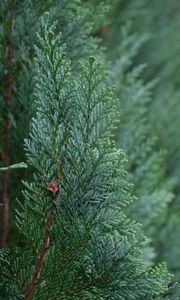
[23,191,59,300]
[0,2,16,248]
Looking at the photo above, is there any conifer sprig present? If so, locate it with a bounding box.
[0,14,172,300]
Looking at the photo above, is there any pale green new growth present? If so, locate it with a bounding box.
[0,163,28,172]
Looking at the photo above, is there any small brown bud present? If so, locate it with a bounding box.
[47,182,59,193]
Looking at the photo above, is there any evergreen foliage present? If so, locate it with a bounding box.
[106,0,180,297]
[115,64,174,264]
[1,1,180,299]
[0,16,172,300]
[105,18,174,267]
[0,0,107,246]
[0,0,106,170]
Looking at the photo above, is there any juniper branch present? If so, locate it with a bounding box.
[23,188,60,300]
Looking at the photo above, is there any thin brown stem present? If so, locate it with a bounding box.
[0,1,16,248]
[23,192,59,300]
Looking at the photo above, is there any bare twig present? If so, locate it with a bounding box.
[23,189,59,300]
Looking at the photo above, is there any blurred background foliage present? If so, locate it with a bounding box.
[105,0,180,297]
